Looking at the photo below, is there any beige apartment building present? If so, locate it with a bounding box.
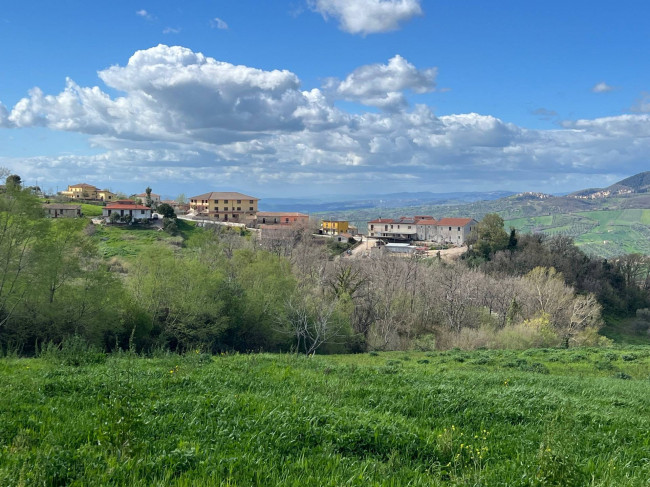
[189,191,259,224]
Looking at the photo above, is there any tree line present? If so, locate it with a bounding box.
[1,177,649,355]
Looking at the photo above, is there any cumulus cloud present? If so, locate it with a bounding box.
[2,44,650,195]
[326,55,436,111]
[592,81,616,93]
[210,17,228,29]
[310,0,423,35]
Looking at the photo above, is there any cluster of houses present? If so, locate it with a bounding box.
[52,183,476,246]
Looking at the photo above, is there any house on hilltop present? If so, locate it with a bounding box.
[189,191,258,224]
[60,183,115,201]
[102,200,152,222]
[133,192,161,206]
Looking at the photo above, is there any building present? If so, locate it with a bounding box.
[102,200,152,222]
[434,218,477,245]
[256,211,309,226]
[134,192,161,205]
[60,183,115,201]
[368,216,478,245]
[189,191,259,224]
[367,217,420,241]
[321,220,349,235]
[43,204,81,218]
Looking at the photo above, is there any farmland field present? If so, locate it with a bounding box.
[1,347,649,485]
[506,209,650,257]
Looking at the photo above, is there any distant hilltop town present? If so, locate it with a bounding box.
[53,183,475,248]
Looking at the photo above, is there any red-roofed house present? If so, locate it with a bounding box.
[102,200,152,222]
[369,216,477,245]
[256,211,309,226]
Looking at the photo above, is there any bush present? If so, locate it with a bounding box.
[39,335,106,366]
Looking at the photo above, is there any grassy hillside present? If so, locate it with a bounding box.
[505,209,650,257]
[317,193,650,257]
[1,348,649,485]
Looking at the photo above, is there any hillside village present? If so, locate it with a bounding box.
[47,182,479,254]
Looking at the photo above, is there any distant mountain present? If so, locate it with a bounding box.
[259,191,516,213]
[570,171,650,199]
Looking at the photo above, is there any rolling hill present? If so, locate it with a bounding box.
[312,172,650,257]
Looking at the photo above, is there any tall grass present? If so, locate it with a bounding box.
[1,347,649,485]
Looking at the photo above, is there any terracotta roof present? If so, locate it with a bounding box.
[368,218,394,223]
[113,199,139,205]
[69,183,99,189]
[417,219,438,225]
[104,203,151,210]
[135,192,160,197]
[437,218,474,226]
[257,211,308,217]
[190,191,258,201]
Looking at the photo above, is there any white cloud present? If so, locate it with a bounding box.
[2,44,650,195]
[326,55,436,111]
[592,81,616,93]
[163,27,181,34]
[210,17,229,30]
[136,9,153,20]
[310,0,423,35]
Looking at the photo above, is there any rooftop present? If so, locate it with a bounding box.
[190,192,258,201]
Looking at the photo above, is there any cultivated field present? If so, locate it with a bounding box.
[1,347,649,485]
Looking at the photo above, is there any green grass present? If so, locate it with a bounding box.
[1,347,649,485]
[92,220,202,258]
[506,209,650,257]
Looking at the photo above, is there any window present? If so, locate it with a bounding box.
[449,227,452,231]
[249,200,253,204]
[370,225,374,230]
[224,200,228,203]
[408,226,411,229]
[249,207,253,211]
[237,200,241,203]
[141,210,145,214]
[457,227,461,231]
[285,218,289,223]
[237,207,241,211]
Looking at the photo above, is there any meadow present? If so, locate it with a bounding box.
[1,346,649,486]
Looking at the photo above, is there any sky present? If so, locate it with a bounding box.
[1,0,649,200]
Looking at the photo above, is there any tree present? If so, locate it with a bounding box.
[144,187,153,208]
[5,174,22,189]
[175,193,187,205]
[471,213,509,259]
[0,184,48,329]
[157,203,176,219]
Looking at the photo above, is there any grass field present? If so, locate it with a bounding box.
[92,219,201,258]
[1,347,649,485]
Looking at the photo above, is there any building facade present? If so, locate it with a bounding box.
[256,211,309,226]
[189,192,259,224]
[60,184,115,201]
[102,200,152,222]
[43,204,82,218]
[369,216,477,245]
[321,220,349,235]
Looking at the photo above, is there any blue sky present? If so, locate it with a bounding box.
[1,1,649,199]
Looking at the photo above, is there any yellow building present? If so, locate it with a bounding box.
[189,191,259,224]
[60,183,115,201]
[321,220,349,235]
